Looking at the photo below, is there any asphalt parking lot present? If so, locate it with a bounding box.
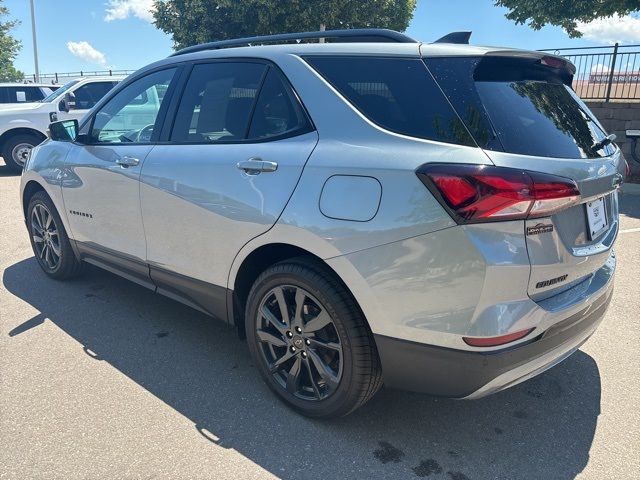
[1,162,639,480]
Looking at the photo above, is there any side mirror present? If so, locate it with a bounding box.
[58,92,76,113]
[48,119,79,142]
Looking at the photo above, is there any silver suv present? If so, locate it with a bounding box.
[20,29,624,418]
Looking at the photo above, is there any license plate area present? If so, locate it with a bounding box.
[586,196,608,240]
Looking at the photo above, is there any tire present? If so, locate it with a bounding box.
[27,190,83,280]
[245,259,383,418]
[1,133,43,172]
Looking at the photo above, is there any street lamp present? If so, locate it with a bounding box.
[29,0,40,83]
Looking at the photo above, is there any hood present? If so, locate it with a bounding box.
[0,102,50,114]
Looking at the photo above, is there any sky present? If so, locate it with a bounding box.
[5,0,640,76]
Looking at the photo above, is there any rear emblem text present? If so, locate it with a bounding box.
[536,274,568,289]
[527,224,554,235]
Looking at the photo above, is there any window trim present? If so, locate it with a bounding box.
[160,57,315,146]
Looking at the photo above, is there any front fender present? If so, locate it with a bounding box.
[20,141,75,236]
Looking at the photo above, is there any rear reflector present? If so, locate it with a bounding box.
[463,328,534,347]
[416,164,580,223]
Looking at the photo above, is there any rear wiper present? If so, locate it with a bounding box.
[592,134,616,153]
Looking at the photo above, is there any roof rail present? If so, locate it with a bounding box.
[433,31,472,44]
[170,28,417,57]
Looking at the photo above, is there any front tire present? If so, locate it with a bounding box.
[27,191,83,280]
[245,259,382,418]
[2,133,42,172]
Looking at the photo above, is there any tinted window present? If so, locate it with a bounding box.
[73,81,118,109]
[425,57,614,158]
[304,56,475,146]
[0,86,45,103]
[41,80,79,103]
[91,69,176,143]
[171,62,266,143]
[247,68,309,140]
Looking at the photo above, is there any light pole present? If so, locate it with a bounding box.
[29,0,40,82]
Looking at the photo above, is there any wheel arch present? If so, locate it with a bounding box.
[230,242,373,341]
[22,180,47,220]
[0,127,47,151]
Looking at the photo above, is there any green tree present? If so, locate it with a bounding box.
[495,0,639,38]
[153,0,417,50]
[0,0,23,82]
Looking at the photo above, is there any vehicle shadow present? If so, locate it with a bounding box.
[0,161,19,177]
[619,192,640,220]
[3,258,601,480]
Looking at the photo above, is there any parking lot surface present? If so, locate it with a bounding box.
[1,162,639,479]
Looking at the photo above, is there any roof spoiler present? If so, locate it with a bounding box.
[434,31,472,44]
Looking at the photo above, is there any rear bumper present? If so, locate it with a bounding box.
[375,274,613,398]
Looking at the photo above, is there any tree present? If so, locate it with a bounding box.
[0,0,23,82]
[495,0,639,38]
[153,0,417,50]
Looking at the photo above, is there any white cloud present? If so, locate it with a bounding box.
[104,0,155,22]
[66,41,107,65]
[577,13,640,44]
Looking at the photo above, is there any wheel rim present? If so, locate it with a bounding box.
[11,142,33,167]
[256,285,343,401]
[31,203,61,271]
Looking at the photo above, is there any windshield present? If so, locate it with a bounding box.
[40,80,79,103]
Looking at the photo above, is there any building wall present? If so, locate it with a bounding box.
[586,102,640,176]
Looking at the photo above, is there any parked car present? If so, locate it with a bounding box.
[21,29,624,418]
[0,76,123,171]
[0,83,56,104]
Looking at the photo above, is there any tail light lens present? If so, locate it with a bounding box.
[416,164,580,224]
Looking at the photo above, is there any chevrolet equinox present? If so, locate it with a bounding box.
[20,29,624,418]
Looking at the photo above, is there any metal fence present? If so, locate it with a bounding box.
[539,44,640,101]
[24,69,136,85]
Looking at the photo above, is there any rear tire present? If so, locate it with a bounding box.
[27,190,83,280]
[1,133,43,172]
[245,259,382,418]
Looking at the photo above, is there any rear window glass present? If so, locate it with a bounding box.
[304,56,475,147]
[0,86,45,103]
[425,57,615,159]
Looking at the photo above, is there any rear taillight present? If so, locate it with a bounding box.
[416,164,580,224]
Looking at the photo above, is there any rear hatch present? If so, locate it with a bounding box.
[423,52,624,301]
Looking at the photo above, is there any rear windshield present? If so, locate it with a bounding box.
[304,56,475,146]
[425,57,615,159]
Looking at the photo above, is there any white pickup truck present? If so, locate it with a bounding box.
[0,76,123,171]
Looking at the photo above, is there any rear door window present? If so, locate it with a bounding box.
[171,62,266,143]
[247,68,310,140]
[304,56,475,146]
[425,57,615,158]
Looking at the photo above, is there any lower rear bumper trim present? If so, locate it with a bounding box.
[374,283,613,398]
